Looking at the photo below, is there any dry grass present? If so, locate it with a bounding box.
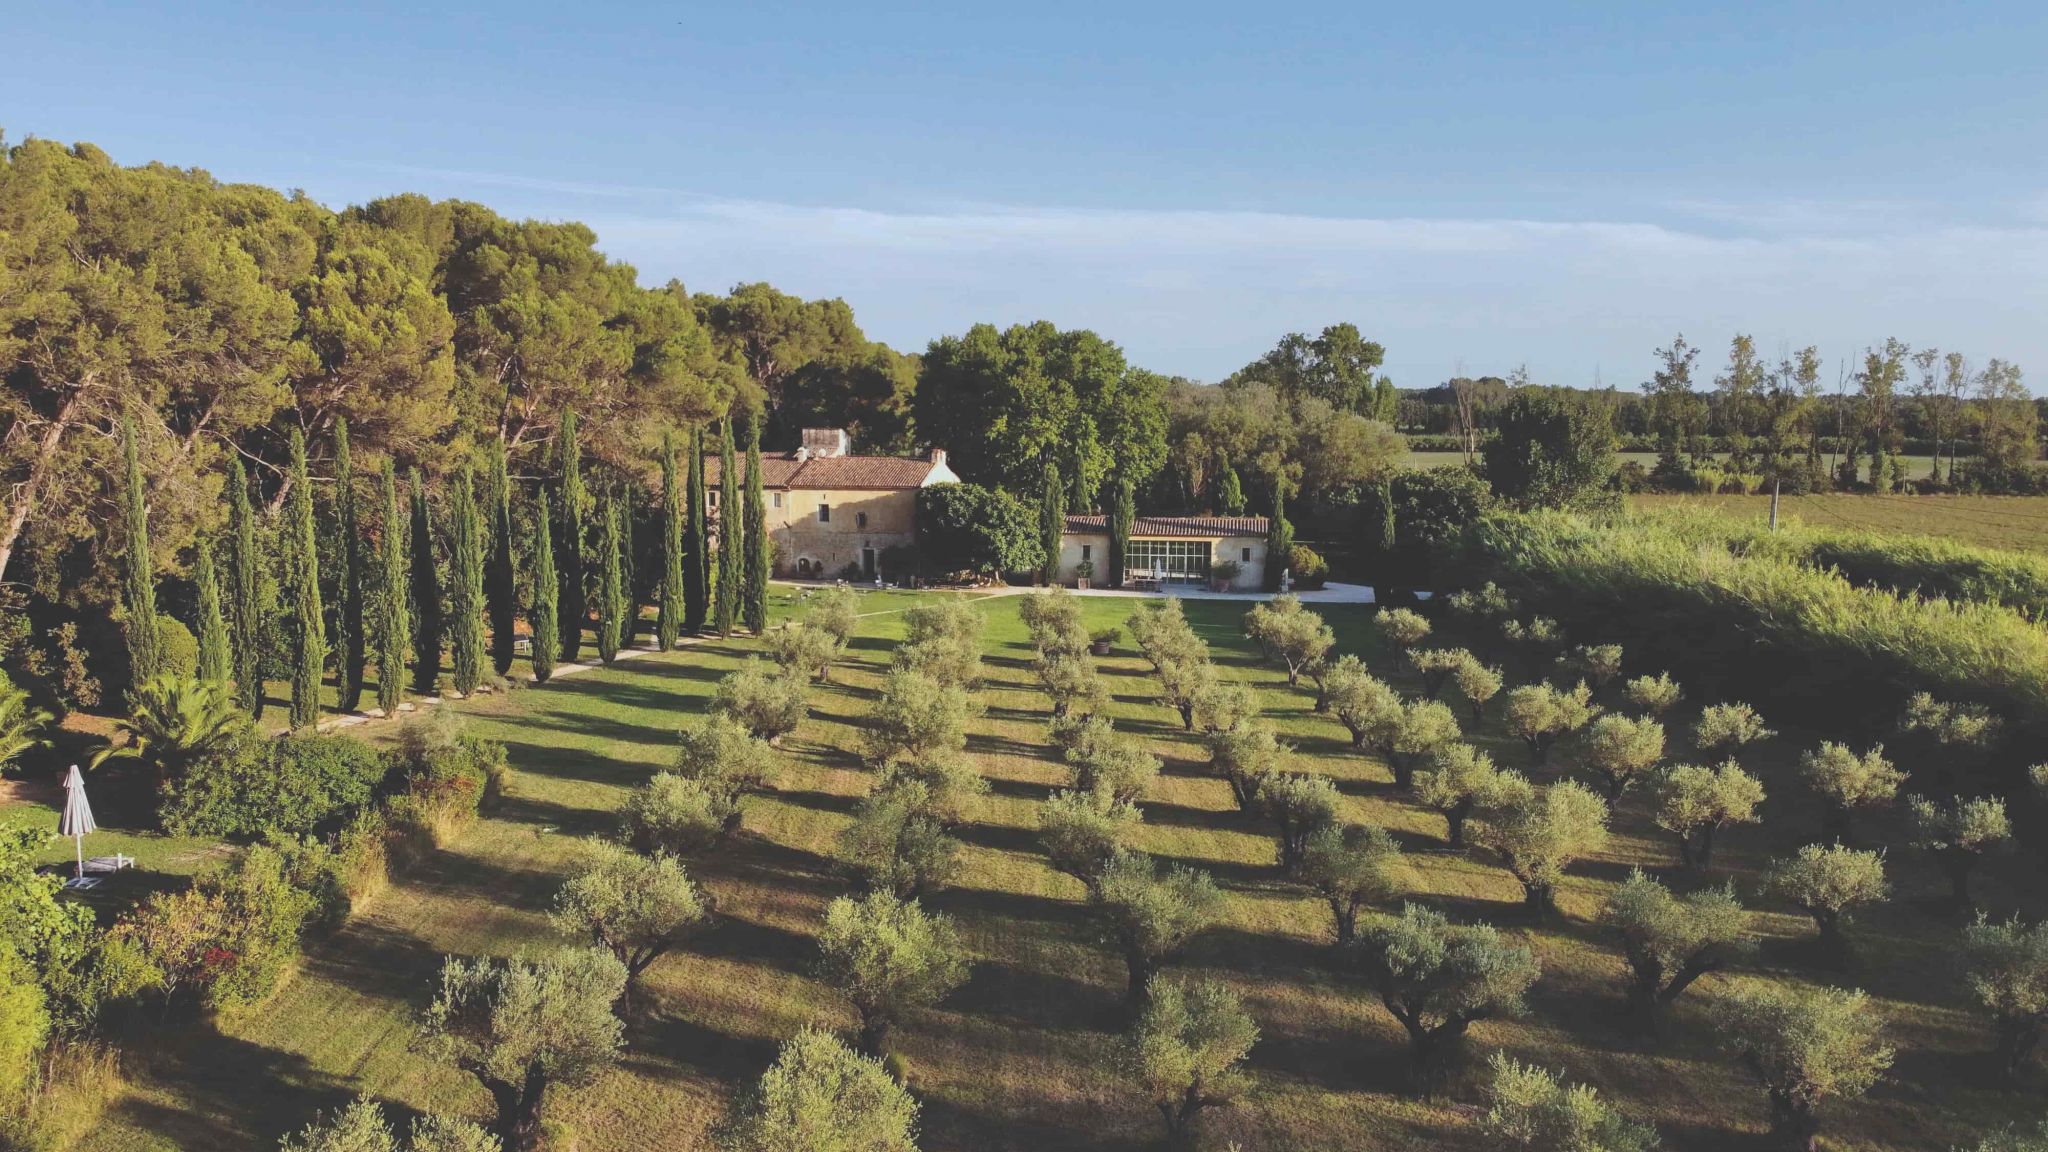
[1630,492,2048,552]
[86,585,2048,1151]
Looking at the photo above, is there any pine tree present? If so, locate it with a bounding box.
[556,411,587,662]
[658,432,684,650]
[226,454,264,717]
[487,438,517,675]
[1265,477,1294,592]
[410,470,443,695]
[286,427,325,729]
[714,420,740,637]
[194,539,231,686]
[743,420,769,634]
[334,419,365,712]
[685,424,709,632]
[119,418,161,688]
[449,468,486,695]
[1038,460,1065,585]
[1108,476,1135,588]
[598,487,624,665]
[376,459,409,716]
[530,490,559,683]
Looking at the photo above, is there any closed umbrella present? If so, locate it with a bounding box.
[58,764,95,881]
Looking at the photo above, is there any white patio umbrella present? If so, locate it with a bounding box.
[58,764,95,880]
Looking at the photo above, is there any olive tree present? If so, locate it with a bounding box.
[1091,853,1225,1006]
[876,751,988,827]
[1243,595,1334,687]
[1324,656,1403,753]
[1481,1052,1657,1152]
[816,890,969,1057]
[1765,844,1889,965]
[550,842,709,1009]
[1301,823,1401,946]
[768,621,840,683]
[1693,702,1776,756]
[1036,649,1108,719]
[1407,648,1471,701]
[721,1027,919,1152]
[711,658,809,745]
[1554,643,1624,691]
[417,948,627,1152]
[1798,742,1903,844]
[1650,760,1765,871]
[1392,699,1462,789]
[1503,682,1600,766]
[1716,983,1892,1151]
[1477,780,1610,915]
[1348,904,1540,1095]
[278,1098,499,1152]
[1455,657,1504,723]
[1959,1123,2048,1152]
[1041,788,1142,890]
[1260,771,1341,875]
[1901,691,2004,752]
[862,669,972,768]
[1910,795,2013,915]
[1019,587,1087,655]
[1068,724,1160,805]
[1414,743,1520,849]
[1960,914,2048,1083]
[897,597,985,688]
[1578,714,1665,802]
[1374,607,1432,649]
[1600,869,1751,1034]
[1190,673,1259,735]
[1156,655,1218,732]
[805,585,861,649]
[1622,672,1683,717]
[1123,977,1258,1150]
[1208,722,1289,813]
[675,714,778,827]
[1128,598,1205,672]
[836,780,961,899]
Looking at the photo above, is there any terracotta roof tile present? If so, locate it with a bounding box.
[1064,514,1270,538]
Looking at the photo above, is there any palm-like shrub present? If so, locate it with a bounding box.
[0,671,53,775]
[93,673,250,795]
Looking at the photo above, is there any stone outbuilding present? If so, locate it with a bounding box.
[706,428,959,579]
[1057,514,1269,591]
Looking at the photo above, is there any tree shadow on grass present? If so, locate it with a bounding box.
[985,777,1061,803]
[302,917,447,1004]
[951,821,1047,856]
[916,1092,1149,1152]
[1134,798,1252,833]
[1146,852,1278,891]
[929,884,1087,931]
[623,658,733,686]
[114,1023,360,1151]
[492,792,617,839]
[968,733,1057,760]
[633,1009,781,1086]
[771,786,862,817]
[947,958,1117,1034]
[691,913,820,979]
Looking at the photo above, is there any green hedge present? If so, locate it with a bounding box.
[1466,512,2048,732]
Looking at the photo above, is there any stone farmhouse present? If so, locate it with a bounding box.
[707,427,959,579]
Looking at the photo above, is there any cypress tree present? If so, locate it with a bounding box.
[449,468,486,695]
[658,432,684,650]
[1219,466,1245,516]
[713,420,740,636]
[1374,475,1397,582]
[684,424,708,632]
[286,427,325,729]
[598,487,623,665]
[1265,477,1294,592]
[618,480,640,647]
[487,438,517,675]
[118,418,162,688]
[376,459,409,716]
[530,490,558,683]
[556,411,586,661]
[743,420,769,633]
[334,419,365,712]
[226,454,264,717]
[1108,476,1135,589]
[409,470,443,695]
[194,539,231,686]
[1038,460,1065,585]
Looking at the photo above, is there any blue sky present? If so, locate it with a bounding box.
[8,1,2047,389]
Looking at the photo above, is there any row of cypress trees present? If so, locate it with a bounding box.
[115,411,772,731]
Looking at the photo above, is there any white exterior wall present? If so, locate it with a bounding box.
[1054,532,1267,591]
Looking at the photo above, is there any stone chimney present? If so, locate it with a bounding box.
[928,448,947,468]
[801,428,849,458]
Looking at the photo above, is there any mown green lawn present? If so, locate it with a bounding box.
[89,586,2045,1151]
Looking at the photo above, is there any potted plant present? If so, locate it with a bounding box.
[1209,558,1242,592]
[1075,559,1095,591]
[1090,627,1121,657]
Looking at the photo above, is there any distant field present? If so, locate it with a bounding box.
[1401,450,1954,483]
[1631,493,2048,551]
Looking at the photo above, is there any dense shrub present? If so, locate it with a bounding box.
[1286,544,1328,590]
[161,734,390,839]
[916,483,1042,579]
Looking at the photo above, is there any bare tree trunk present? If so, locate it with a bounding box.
[0,389,85,582]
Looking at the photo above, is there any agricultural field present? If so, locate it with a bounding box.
[73,584,2045,1151]
[1629,493,2048,552]
[1403,450,1961,485]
